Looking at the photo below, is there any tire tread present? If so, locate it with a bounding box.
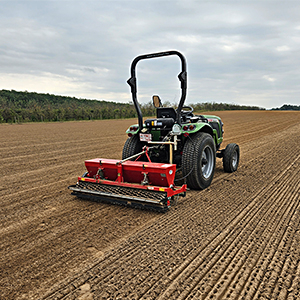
[182,132,216,190]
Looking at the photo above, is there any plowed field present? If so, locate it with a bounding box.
[1,111,300,300]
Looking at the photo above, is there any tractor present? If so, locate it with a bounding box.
[69,51,239,211]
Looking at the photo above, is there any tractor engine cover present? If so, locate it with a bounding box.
[144,118,175,129]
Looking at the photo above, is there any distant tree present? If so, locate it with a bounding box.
[272,104,300,111]
[0,89,266,123]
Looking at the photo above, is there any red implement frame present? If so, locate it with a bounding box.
[81,158,186,198]
[69,146,187,210]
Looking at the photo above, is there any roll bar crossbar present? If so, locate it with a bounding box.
[127,50,187,129]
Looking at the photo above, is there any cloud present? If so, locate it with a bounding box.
[0,1,300,109]
[276,46,290,52]
[263,75,276,82]
[0,72,94,97]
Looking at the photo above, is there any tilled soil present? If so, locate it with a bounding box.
[0,111,299,300]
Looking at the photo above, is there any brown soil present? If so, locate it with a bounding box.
[1,111,300,300]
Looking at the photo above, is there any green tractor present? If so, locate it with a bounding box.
[69,50,240,211]
[123,50,240,190]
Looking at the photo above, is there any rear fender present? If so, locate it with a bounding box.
[187,123,222,146]
[126,124,139,135]
[181,122,212,135]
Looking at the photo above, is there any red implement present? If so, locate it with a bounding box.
[69,158,187,211]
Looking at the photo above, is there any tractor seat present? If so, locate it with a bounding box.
[156,107,177,119]
[144,107,176,129]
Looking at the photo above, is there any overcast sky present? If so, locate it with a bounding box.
[1,1,300,109]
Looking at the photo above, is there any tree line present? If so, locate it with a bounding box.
[0,90,141,123]
[0,89,264,123]
[271,104,300,111]
[190,102,265,112]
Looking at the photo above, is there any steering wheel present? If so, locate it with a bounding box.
[181,105,194,114]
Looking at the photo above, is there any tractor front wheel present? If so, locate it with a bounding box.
[223,143,240,172]
[182,132,216,190]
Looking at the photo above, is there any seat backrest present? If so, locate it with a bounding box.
[156,107,177,119]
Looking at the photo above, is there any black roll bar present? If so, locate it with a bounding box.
[127,50,187,130]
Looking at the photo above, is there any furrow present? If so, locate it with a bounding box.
[287,245,300,300]
[44,170,260,299]
[227,119,298,142]
[43,152,300,300]
[43,190,246,300]
[0,178,72,212]
[249,196,300,297]
[0,130,126,153]
[175,168,296,299]
[40,121,300,300]
[49,153,295,300]
[233,178,299,299]
[252,183,300,299]
[270,200,300,300]
[203,170,300,300]
[157,155,299,300]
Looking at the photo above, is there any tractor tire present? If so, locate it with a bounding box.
[122,134,144,160]
[223,143,240,173]
[182,132,216,190]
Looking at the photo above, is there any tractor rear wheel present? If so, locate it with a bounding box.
[122,134,144,160]
[223,143,240,172]
[182,132,216,190]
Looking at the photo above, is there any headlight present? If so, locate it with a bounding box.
[171,124,181,135]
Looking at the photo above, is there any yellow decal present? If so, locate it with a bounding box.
[81,178,85,181]
[159,188,165,192]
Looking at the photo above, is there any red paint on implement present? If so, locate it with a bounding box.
[82,158,187,198]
